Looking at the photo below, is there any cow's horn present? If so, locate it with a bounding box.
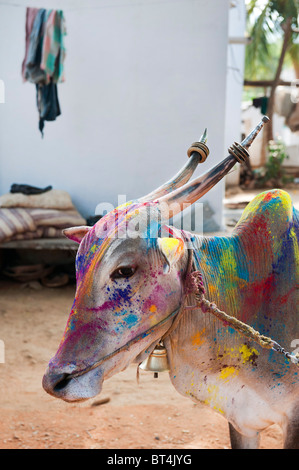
[157,116,270,218]
[138,129,209,202]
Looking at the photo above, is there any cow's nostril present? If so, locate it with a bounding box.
[53,373,72,392]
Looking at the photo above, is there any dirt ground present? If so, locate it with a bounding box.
[0,279,284,450]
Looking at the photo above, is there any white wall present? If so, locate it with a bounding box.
[225,0,246,187]
[0,0,230,231]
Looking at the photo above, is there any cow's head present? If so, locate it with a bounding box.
[42,119,267,402]
[42,198,192,401]
[41,132,211,402]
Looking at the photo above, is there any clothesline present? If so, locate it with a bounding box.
[0,0,194,11]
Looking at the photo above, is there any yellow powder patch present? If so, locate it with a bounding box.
[204,384,225,415]
[239,344,259,364]
[158,237,184,264]
[219,366,239,382]
[217,346,239,361]
[115,201,134,210]
[216,243,242,301]
[189,372,195,389]
[191,328,206,347]
[212,405,224,414]
[290,226,299,279]
[148,316,158,327]
[218,344,259,364]
[276,190,293,220]
[219,245,237,274]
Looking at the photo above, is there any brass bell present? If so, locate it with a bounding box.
[139,342,169,378]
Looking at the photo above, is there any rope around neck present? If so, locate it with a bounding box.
[182,262,299,366]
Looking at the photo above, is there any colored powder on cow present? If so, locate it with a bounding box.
[239,344,259,364]
[204,384,225,415]
[191,328,206,347]
[75,201,160,299]
[125,313,138,328]
[217,344,259,364]
[219,366,239,382]
[290,226,299,278]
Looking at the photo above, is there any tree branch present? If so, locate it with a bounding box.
[244,79,295,87]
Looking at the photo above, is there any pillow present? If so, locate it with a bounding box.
[0,189,75,210]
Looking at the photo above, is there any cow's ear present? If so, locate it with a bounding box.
[63,226,91,243]
[157,237,185,273]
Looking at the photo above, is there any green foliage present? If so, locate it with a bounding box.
[287,42,299,68]
[269,0,298,23]
[253,139,293,187]
[245,0,299,80]
[245,40,281,80]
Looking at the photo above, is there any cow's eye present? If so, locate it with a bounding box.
[111,266,136,280]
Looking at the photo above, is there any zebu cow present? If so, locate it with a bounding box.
[43,119,299,449]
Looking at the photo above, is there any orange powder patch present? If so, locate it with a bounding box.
[191,328,206,347]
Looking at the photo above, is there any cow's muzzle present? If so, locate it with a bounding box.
[43,371,72,393]
[42,366,103,402]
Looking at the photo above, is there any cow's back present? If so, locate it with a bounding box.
[233,189,298,346]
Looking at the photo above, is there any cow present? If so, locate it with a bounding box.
[42,118,299,448]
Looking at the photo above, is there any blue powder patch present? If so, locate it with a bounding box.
[125,313,138,328]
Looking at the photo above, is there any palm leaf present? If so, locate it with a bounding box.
[246,3,272,77]
[245,0,299,79]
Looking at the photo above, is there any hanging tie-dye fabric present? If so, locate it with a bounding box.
[22,7,66,136]
[40,9,66,84]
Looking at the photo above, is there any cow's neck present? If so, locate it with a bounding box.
[163,226,297,424]
[164,232,249,371]
[163,232,278,420]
